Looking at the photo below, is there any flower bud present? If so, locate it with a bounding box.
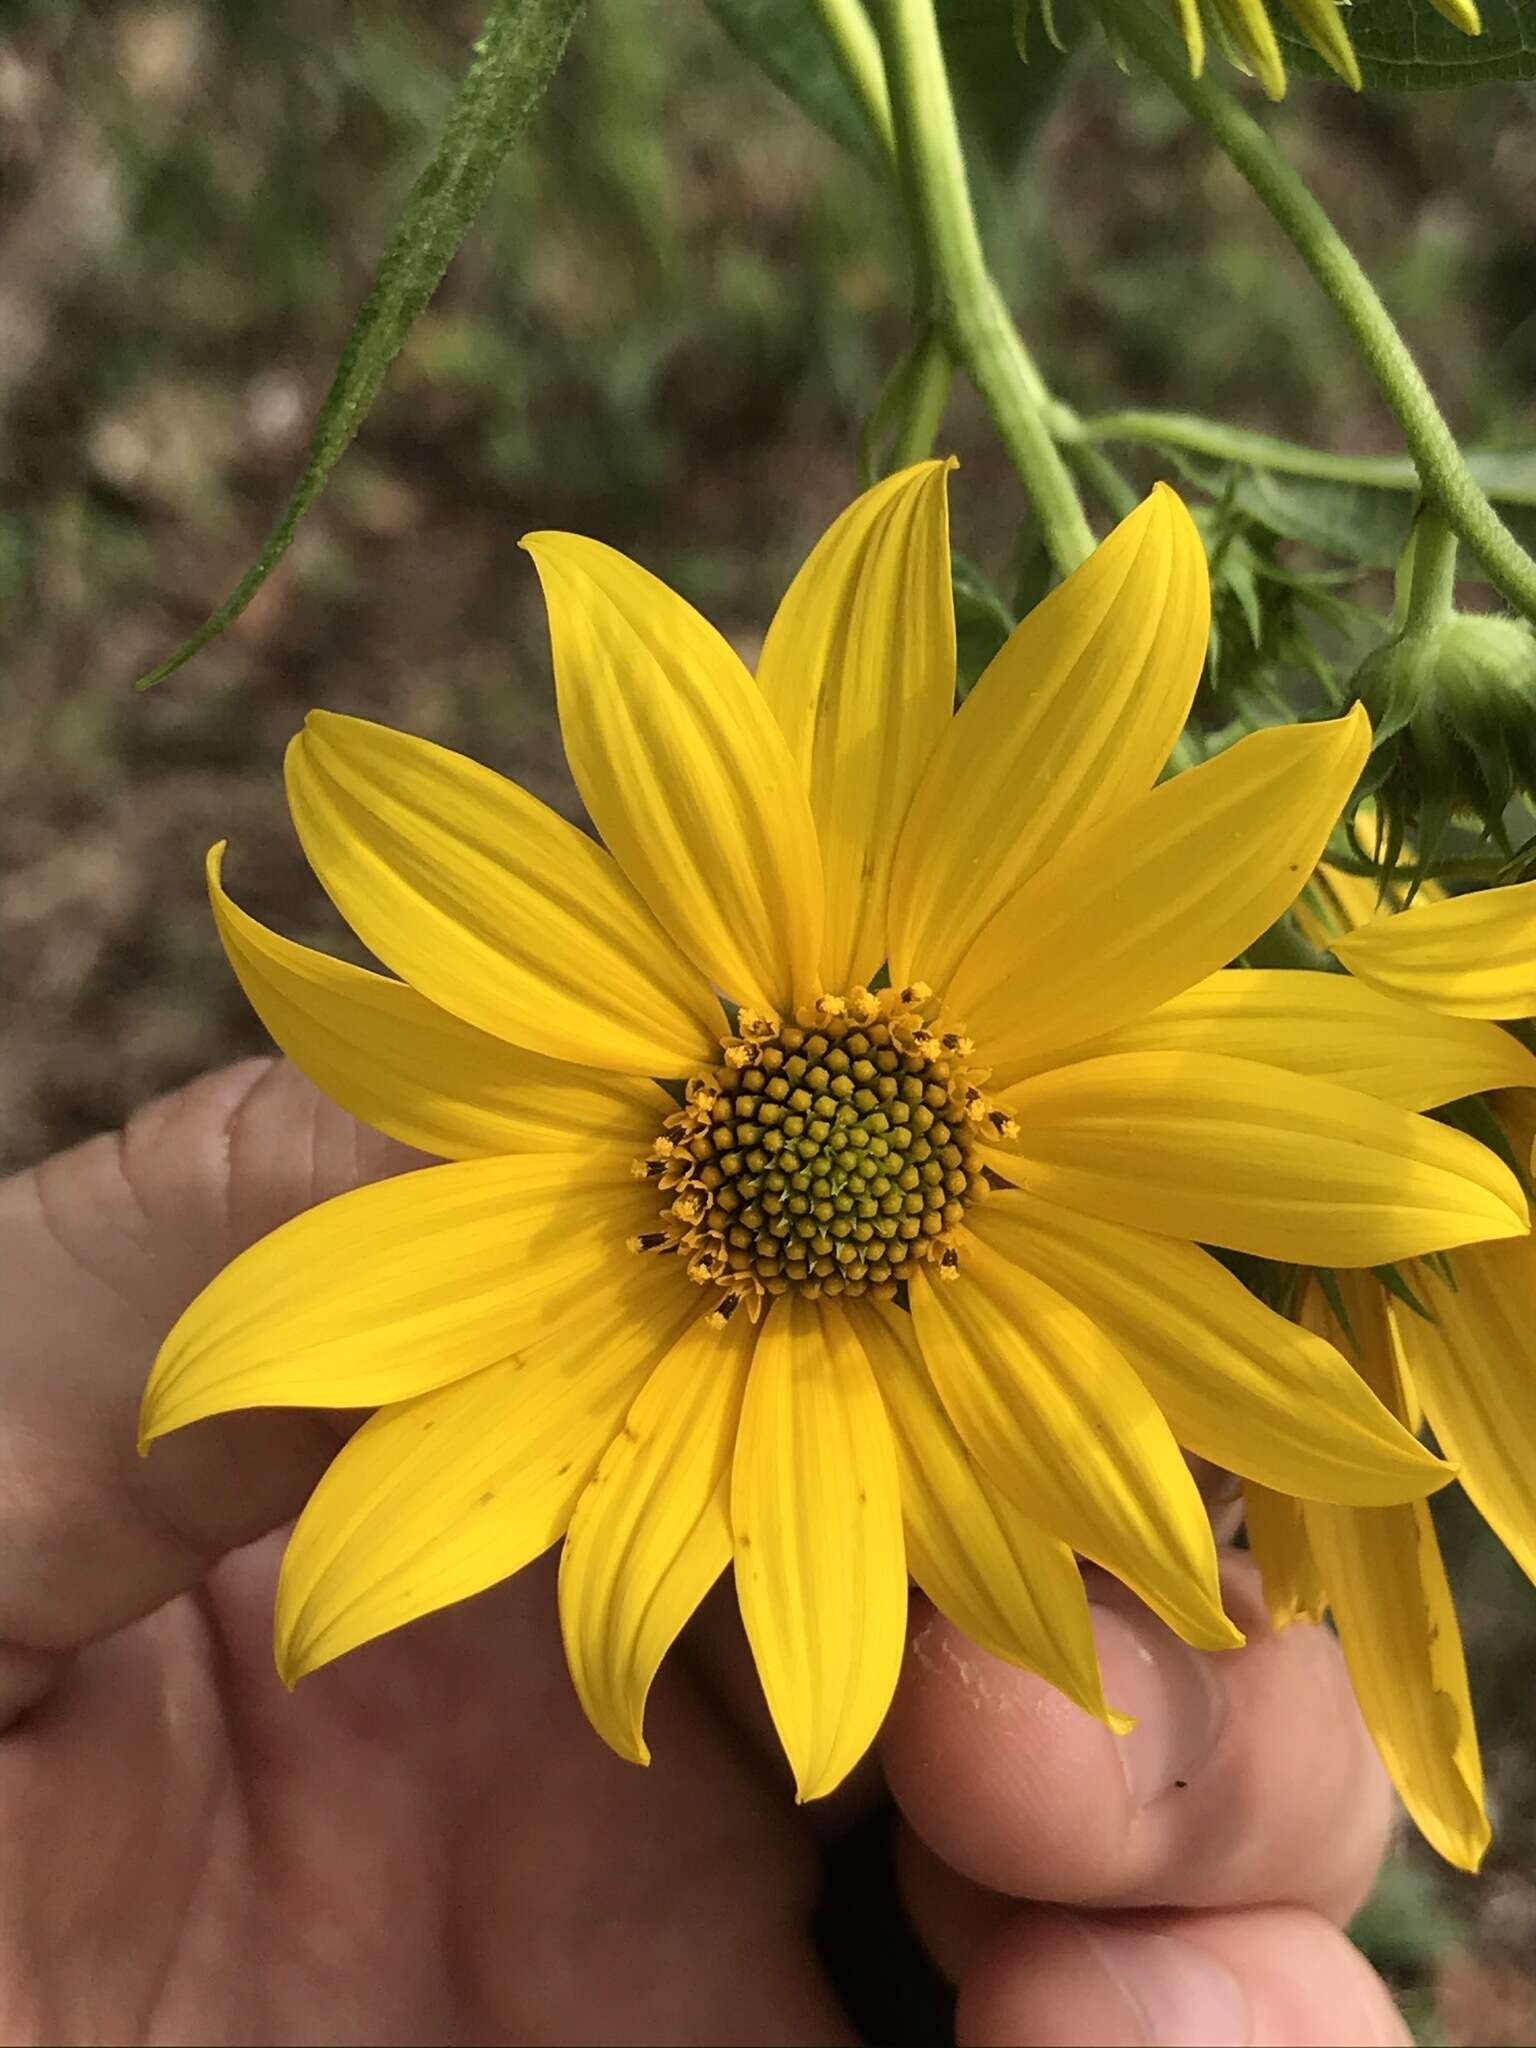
[1348,612,1536,865]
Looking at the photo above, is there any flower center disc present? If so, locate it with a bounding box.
[632,985,1015,1325]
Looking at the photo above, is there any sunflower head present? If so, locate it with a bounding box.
[136,461,1523,1812]
[634,983,1016,1323]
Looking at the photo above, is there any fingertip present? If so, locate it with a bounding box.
[881,1553,1393,1920]
[956,1905,1413,2048]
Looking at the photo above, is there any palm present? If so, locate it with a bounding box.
[3,1534,849,2046]
[1,1063,1417,2048]
[0,1062,848,2047]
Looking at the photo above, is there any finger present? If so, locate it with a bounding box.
[0,1060,424,1722]
[955,1904,1411,2047]
[895,1823,1014,1985]
[880,1556,1393,1923]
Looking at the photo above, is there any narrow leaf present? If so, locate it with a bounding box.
[136,0,583,689]
[704,0,891,168]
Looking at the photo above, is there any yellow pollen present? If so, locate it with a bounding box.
[630,984,1009,1322]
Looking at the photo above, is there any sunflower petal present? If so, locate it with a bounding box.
[274,1253,700,1683]
[853,1297,1128,1729]
[995,967,1536,1108]
[1332,882,1536,1020]
[993,1051,1528,1264]
[559,1306,754,1767]
[1209,0,1288,96]
[1280,0,1362,87]
[732,1295,907,1802]
[949,710,1369,1069]
[757,461,955,991]
[1242,1484,1328,1628]
[978,1193,1447,1505]
[1303,1494,1489,1871]
[522,532,823,1017]
[889,487,1208,992]
[140,1156,660,1444]
[1397,1246,1536,1588]
[208,843,668,1163]
[285,712,721,1076]
[908,1240,1239,1652]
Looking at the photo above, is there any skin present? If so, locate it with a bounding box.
[0,1058,1412,2046]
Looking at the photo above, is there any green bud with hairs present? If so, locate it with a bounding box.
[1348,611,1536,879]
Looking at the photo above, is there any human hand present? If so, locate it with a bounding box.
[1,1061,1410,2045]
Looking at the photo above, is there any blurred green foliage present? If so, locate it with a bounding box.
[4,4,1536,2037]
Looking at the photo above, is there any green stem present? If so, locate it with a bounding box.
[1101,0,1536,622]
[1398,502,1459,639]
[808,0,896,157]
[1064,435,1140,519]
[1067,409,1423,488]
[889,328,954,465]
[859,326,955,482]
[869,0,1095,573]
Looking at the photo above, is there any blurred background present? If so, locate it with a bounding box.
[2,0,1534,2035]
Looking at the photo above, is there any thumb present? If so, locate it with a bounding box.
[0,1059,425,1725]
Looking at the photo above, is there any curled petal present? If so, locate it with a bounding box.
[208,843,667,1162]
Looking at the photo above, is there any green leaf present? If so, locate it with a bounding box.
[135,0,583,689]
[1169,449,1416,566]
[704,0,891,168]
[937,0,1073,178]
[1276,0,1536,90]
[1159,437,1536,575]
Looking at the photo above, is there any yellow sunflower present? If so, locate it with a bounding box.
[140,465,1528,1801]
[1245,873,1536,1869]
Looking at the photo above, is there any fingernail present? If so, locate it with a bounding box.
[1090,1596,1227,1806]
[1065,1916,1254,2047]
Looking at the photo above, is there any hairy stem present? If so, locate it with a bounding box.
[1397,502,1460,638]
